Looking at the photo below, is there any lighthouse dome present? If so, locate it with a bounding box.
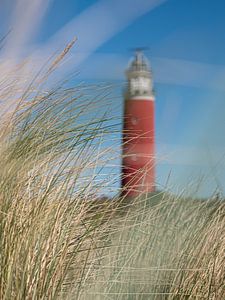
[126,50,152,80]
[125,50,153,98]
[129,51,150,72]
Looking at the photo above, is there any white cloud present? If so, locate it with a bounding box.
[157,143,225,167]
[34,0,167,74]
[72,53,225,91]
[2,0,52,59]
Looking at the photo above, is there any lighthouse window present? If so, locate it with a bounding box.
[131,117,138,125]
[131,154,137,161]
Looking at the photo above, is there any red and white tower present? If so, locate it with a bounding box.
[122,50,155,197]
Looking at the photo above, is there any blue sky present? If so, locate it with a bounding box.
[1,0,225,197]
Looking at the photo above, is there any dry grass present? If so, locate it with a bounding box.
[82,193,225,299]
[0,45,118,300]
[0,42,224,300]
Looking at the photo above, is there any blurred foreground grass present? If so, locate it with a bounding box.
[83,193,225,299]
[0,45,119,299]
[0,45,224,299]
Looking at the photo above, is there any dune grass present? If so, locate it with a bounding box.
[0,47,119,299]
[82,193,225,299]
[0,44,224,300]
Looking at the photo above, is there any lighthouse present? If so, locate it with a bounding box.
[121,50,155,197]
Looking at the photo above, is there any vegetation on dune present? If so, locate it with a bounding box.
[0,45,118,299]
[0,43,224,300]
[83,193,225,300]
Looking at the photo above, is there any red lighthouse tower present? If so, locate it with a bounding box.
[122,50,155,197]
